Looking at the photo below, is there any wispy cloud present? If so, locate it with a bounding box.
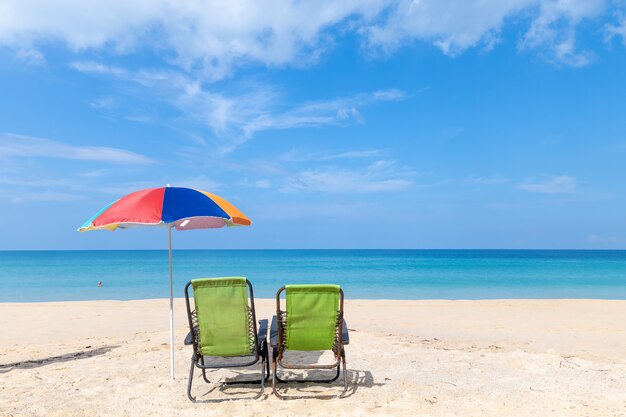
[467,175,510,185]
[162,76,405,152]
[586,234,625,245]
[0,176,78,189]
[254,179,272,189]
[252,200,374,221]
[71,63,406,153]
[279,148,382,162]
[282,160,414,193]
[90,96,115,109]
[70,61,128,77]
[16,47,46,66]
[93,176,220,197]
[173,175,221,192]
[9,191,84,204]
[240,89,405,137]
[0,133,155,165]
[125,115,152,123]
[436,175,509,187]
[518,175,577,194]
[77,169,108,178]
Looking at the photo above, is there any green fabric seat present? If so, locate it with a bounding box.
[285,284,340,351]
[270,284,348,399]
[191,277,252,357]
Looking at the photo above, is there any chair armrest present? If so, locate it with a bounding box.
[257,319,268,344]
[184,331,193,345]
[269,315,278,348]
[341,319,349,345]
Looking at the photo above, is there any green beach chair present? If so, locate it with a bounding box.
[270,284,349,399]
[183,277,269,402]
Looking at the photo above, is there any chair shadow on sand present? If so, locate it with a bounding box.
[273,368,382,398]
[190,368,267,403]
[0,345,119,374]
[191,350,384,402]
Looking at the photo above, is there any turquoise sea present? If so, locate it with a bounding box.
[1,250,626,302]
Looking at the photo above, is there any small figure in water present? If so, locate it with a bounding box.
[97,281,103,287]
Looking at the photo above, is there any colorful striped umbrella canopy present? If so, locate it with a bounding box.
[78,186,251,380]
[79,186,251,231]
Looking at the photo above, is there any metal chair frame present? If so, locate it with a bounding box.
[184,279,269,402]
[271,286,348,400]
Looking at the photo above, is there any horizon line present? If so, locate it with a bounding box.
[1,248,625,252]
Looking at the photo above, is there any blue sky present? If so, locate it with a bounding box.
[1,0,625,250]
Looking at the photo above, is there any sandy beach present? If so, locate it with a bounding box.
[1,299,625,416]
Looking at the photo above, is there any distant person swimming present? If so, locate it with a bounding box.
[97,281,103,287]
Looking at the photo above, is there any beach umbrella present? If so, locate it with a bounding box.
[78,185,251,381]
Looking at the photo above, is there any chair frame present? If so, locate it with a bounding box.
[184,279,269,402]
[271,285,348,400]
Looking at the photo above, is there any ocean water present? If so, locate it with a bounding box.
[1,250,626,302]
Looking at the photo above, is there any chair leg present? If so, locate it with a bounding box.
[340,349,348,397]
[254,350,266,399]
[200,356,210,383]
[187,358,197,403]
[272,354,285,400]
[201,369,210,383]
[264,342,271,382]
[188,343,269,401]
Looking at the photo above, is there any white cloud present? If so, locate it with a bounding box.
[366,0,528,56]
[605,11,626,45]
[0,0,615,77]
[2,0,386,80]
[366,0,606,66]
[0,133,155,165]
[282,159,414,193]
[519,0,605,66]
[518,175,577,194]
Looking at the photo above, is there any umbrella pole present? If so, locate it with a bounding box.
[168,225,174,381]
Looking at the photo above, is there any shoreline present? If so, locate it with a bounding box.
[4,296,626,301]
[4,295,626,303]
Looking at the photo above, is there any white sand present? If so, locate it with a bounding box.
[1,299,625,416]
